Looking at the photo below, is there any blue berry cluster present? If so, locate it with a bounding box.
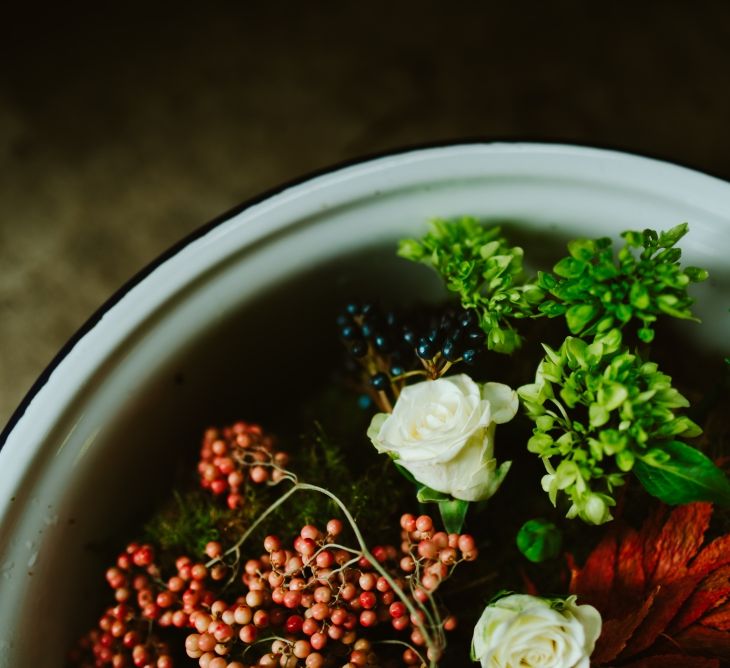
[337,302,485,399]
[413,308,485,365]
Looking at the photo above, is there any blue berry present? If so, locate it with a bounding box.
[460,311,478,328]
[371,372,390,390]
[465,327,485,344]
[373,334,391,353]
[416,338,436,360]
[341,325,361,340]
[402,328,416,345]
[346,302,361,315]
[357,394,373,410]
[427,327,441,345]
[463,349,478,364]
[361,321,375,338]
[441,338,460,362]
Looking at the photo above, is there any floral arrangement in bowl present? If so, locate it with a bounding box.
[68,217,730,668]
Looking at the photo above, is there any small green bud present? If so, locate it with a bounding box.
[516,519,563,563]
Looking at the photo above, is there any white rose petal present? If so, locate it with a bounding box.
[481,382,520,424]
[471,594,602,668]
[367,374,518,502]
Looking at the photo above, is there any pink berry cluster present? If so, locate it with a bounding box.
[70,417,482,668]
[397,513,478,602]
[70,541,223,667]
[198,422,290,509]
[183,514,471,667]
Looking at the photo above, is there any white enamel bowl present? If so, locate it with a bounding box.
[1,143,729,666]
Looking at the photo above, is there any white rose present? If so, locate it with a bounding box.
[471,594,602,668]
[367,374,518,501]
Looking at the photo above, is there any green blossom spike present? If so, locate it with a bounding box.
[398,217,543,354]
[517,328,728,523]
[537,224,708,343]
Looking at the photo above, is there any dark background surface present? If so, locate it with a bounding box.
[2,2,730,427]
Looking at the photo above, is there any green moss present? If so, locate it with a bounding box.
[142,489,249,559]
[269,423,410,543]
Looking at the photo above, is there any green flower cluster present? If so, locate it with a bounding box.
[398,217,543,353]
[401,218,727,526]
[517,328,726,524]
[537,223,708,343]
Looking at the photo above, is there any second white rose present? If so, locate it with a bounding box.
[471,594,602,668]
[367,374,518,501]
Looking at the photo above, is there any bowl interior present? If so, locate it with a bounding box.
[1,144,729,664]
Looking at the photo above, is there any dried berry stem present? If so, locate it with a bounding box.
[297,482,442,667]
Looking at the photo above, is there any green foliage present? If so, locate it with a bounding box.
[437,498,471,534]
[398,217,543,353]
[414,485,470,533]
[634,440,730,506]
[516,519,562,563]
[537,224,708,343]
[143,490,243,558]
[274,425,409,541]
[516,328,725,524]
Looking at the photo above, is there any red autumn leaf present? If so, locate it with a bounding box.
[701,600,730,631]
[568,529,618,611]
[615,527,647,607]
[591,589,656,664]
[646,502,712,585]
[569,502,730,665]
[622,577,703,657]
[690,534,730,578]
[639,504,668,582]
[670,564,730,633]
[674,624,730,661]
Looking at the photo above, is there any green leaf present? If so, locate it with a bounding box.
[538,271,558,290]
[658,222,688,247]
[567,238,596,260]
[539,301,566,317]
[516,519,563,563]
[638,327,655,343]
[565,337,590,368]
[479,240,501,259]
[528,432,554,454]
[536,415,555,432]
[566,304,598,334]
[685,266,709,282]
[553,257,586,279]
[634,440,730,506]
[438,499,470,534]
[416,486,449,503]
[589,403,610,427]
[629,282,650,310]
[597,382,628,411]
[397,238,423,261]
[622,230,643,247]
[616,449,635,472]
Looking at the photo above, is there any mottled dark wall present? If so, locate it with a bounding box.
[2,2,729,425]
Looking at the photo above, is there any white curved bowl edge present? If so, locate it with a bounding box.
[1,142,729,665]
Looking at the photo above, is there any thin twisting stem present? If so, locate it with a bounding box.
[224,482,300,557]
[375,639,429,666]
[220,480,443,666]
